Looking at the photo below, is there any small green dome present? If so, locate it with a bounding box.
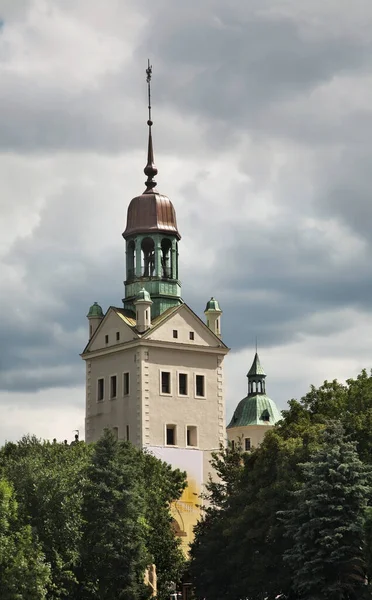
[205,297,221,312]
[135,288,152,302]
[227,394,281,429]
[87,302,104,318]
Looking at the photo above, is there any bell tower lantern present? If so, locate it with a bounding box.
[122,61,182,318]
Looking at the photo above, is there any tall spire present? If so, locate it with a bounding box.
[144,59,158,192]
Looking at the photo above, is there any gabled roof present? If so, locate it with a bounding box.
[81,306,139,354]
[141,303,228,348]
[81,302,228,355]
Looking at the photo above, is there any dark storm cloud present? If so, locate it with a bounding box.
[137,1,372,127]
[2,0,372,399]
[0,0,371,154]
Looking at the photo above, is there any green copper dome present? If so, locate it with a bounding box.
[135,288,152,302]
[87,302,104,318]
[205,297,221,312]
[227,394,281,429]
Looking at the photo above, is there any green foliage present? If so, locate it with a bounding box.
[282,421,371,599]
[0,478,51,599]
[0,435,92,599]
[190,369,372,600]
[78,429,149,600]
[140,449,186,600]
[0,432,186,600]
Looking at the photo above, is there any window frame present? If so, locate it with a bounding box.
[173,329,178,339]
[245,438,251,451]
[105,334,109,345]
[195,373,206,398]
[97,377,105,402]
[189,331,195,340]
[160,371,172,395]
[178,372,188,397]
[109,374,118,399]
[116,331,120,341]
[123,372,130,396]
[165,424,177,446]
[186,425,198,447]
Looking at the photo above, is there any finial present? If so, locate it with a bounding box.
[255,336,258,354]
[144,59,158,192]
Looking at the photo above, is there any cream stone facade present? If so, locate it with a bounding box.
[83,305,228,452]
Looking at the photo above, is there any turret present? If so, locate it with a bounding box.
[204,297,222,338]
[122,62,182,318]
[134,288,153,333]
[87,302,104,338]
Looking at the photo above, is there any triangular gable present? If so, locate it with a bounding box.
[82,307,139,354]
[143,303,227,348]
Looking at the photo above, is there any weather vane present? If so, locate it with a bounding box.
[146,59,152,125]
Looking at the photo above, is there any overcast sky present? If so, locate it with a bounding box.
[1,0,372,443]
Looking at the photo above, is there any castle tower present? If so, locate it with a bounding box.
[226,352,281,451]
[81,62,229,549]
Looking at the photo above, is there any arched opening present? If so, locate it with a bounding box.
[127,240,136,280]
[176,241,179,279]
[141,237,155,277]
[161,238,172,278]
[171,518,187,538]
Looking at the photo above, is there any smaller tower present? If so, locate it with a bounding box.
[87,302,104,338]
[204,297,222,338]
[134,288,153,333]
[227,352,281,450]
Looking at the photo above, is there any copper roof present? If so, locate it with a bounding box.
[123,191,181,239]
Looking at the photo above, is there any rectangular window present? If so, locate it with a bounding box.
[110,375,117,399]
[245,438,251,451]
[178,373,188,396]
[173,329,178,338]
[189,331,194,340]
[161,371,171,394]
[126,425,130,441]
[231,440,235,451]
[195,374,205,397]
[105,334,109,344]
[97,378,104,402]
[166,425,176,446]
[123,372,130,396]
[186,426,197,447]
[116,331,120,341]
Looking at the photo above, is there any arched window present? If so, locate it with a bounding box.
[141,237,155,277]
[161,238,172,278]
[127,240,136,280]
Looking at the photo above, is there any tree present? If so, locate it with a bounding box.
[282,421,371,600]
[78,429,150,600]
[189,441,246,600]
[0,435,92,599]
[0,478,51,599]
[140,448,186,600]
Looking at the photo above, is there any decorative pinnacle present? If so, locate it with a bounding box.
[144,59,158,192]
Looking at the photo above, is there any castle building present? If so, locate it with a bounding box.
[80,64,229,547]
[227,352,281,450]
